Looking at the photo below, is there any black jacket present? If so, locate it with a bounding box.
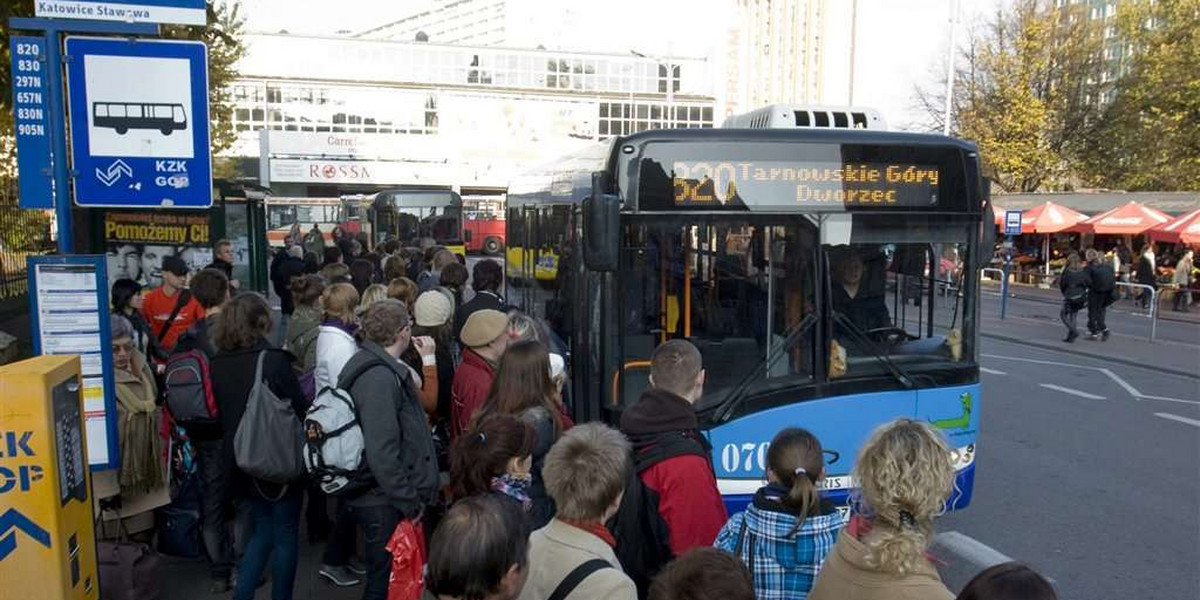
[209,340,307,500]
[340,341,439,517]
[1136,256,1156,286]
[204,257,234,280]
[270,255,305,315]
[1059,267,1090,301]
[1088,261,1117,293]
[454,290,508,338]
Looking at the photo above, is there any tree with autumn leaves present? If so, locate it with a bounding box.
[918,0,1197,193]
[1081,0,1200,191]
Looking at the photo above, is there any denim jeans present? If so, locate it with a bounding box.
[350,505,402,600]
[196,439,251,581]
[233,486,303,600]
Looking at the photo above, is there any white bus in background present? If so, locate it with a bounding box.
[723,104,887,130]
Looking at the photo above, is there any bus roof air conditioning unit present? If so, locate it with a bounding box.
[722,104,887,130]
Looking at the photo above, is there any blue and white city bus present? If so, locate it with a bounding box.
[505,108,995,514]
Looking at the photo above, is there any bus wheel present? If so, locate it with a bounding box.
[161,128,173,135]
[484,237,503,256]
[115,127,127,135]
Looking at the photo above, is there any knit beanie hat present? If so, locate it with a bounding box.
[414,290,453,327]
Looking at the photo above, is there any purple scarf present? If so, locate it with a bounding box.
[490,474,533,511]
[322,317,358,335]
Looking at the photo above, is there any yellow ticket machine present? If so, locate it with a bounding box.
[0,355,98,600]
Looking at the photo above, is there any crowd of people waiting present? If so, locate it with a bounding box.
[97,228,1060,600]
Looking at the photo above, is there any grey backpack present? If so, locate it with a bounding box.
[234,351,305,484]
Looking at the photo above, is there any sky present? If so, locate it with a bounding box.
[239,0,1008,131]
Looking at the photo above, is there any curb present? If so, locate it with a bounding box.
[981,331,1200,381]
[982,284,1200,326]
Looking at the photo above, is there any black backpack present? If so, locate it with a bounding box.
[607,431,710,599]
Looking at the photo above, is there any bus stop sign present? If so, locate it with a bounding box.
[1004,210,1022,236]
[64,37,211,208]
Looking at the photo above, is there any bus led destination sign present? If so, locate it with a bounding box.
[670,161,940,209]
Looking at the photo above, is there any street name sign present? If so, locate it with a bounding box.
[65,37,212,208]
[36,0,207,26]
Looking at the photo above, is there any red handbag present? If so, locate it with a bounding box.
[385,519,427,600]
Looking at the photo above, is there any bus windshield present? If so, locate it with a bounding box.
[615,214,975,412]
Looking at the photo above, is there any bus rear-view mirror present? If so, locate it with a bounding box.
[584,172,619,271]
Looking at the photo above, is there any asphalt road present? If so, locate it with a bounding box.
[933,337,1200,599]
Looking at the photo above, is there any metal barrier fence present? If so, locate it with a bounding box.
[0,177,53,310]
[979,268,1160,341]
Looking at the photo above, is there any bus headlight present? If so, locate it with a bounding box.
[949,443,976,470]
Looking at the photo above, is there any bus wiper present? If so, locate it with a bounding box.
[831,312,915,390]
[712,313,817,423]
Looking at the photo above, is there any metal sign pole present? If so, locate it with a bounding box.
[1001,235,1012,320]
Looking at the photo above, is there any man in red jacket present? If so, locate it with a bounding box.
[450,309,510,438]
[619,339,727,555]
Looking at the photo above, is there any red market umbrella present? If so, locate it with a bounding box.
[1071,201,1172,235]
[1148,208,1200,247]
[1020,201,1090,234]
[992,204,1005,229]
[1016,202,1090,275]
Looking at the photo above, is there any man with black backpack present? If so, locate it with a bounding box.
[170,268,241,593]
[334,299,439,600]
[618,340,727,566]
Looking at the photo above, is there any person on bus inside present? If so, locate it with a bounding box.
[830,251,892,334]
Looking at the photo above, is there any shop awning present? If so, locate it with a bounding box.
[1019,202,1090,234]
[1070,201,1172,235]
[1148,208,1200,246]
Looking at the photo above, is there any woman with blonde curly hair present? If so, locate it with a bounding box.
[809,418,955,600]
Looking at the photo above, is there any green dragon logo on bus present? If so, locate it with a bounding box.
[931,392,973,430]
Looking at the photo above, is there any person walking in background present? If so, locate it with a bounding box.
[209,293,308,600]
[1135,244,1157,310]
[338,300,440,600]
[517,423,638,600]
[451,309,510,438]
[475,340,569,528]
[141,254,204,355]
[426,495,532,600]
[808,419,956,600]
[1057,252,1089,343]
[649,547,755,600]
[954,562,1058,600]
[1084,249,1116,341]
[714,427,845,600]
[1172,249,1193,312]
[303,223,326,258]
[620,339,727,555]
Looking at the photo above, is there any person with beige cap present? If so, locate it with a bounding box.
[406,290,458,422]
[450,308,510,438]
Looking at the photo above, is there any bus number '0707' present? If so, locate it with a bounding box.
[721,442,770,473]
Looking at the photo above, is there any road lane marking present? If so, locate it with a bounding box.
[933,531,1014,569]
[980,367,1007,375]
[1154,413,1200,428]
[1039,384,1106,400]
[984,353,1197,405]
